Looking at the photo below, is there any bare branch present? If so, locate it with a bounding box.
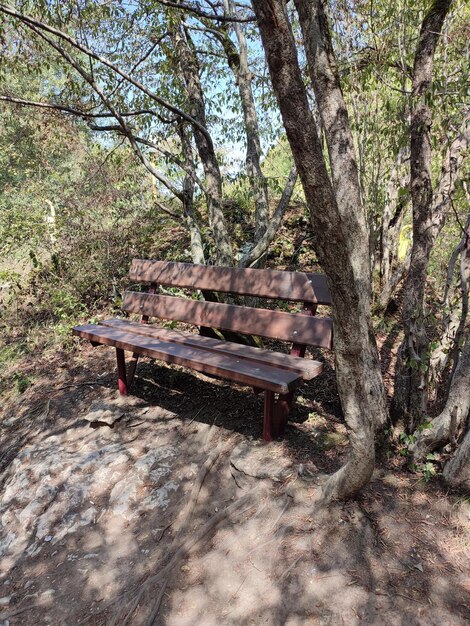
[431,114,470,237]
[239,166,297,268]
[154,199,182,219]
[152,0,255,23]
[0,95,164,120]
[0,3,214,145]
[12,20,185,201]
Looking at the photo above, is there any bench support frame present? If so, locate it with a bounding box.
[116,348,128,395]
[263,390,295,441]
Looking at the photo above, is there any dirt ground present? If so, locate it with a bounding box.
[0,343,469,626]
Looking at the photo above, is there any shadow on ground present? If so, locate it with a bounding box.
[0,344,469,625]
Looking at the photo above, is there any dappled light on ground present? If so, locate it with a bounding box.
[0,346,469,625]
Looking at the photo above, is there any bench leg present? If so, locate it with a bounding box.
[116,348,128,395]
[263,391,275,441]
[263,391,294,441]
[127,352,139,389]
[274,391,294,438]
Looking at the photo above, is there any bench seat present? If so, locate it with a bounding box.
[99,318,323,380]
[74,322,315,394]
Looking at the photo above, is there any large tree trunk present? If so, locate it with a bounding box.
[173,23,233,265]
[252,0,388,501]
[443,425,470,491]
[391,0,453,432]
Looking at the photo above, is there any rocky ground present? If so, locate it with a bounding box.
[0,344,469,625]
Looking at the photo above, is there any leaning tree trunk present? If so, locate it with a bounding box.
[429,210,470,397]
[252,0,388,501]
[410,327,470,463]
[391,0,452,432]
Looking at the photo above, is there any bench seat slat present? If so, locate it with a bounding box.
[122,292,333,348]
[73,324,302,394]
[129,259,332,305]
[100,318,324,380]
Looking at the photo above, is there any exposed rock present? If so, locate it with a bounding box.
[82,390,146,427]
[0,421,181,563]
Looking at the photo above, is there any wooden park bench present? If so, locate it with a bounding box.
[73,260,333,441]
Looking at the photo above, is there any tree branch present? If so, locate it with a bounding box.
[238,166,297,268]
[152,0,255,23]
[0,3,214,146]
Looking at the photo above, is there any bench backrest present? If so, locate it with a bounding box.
[124,259,333,349]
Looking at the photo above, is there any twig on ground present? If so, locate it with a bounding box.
[186,405,205,426]
[279,553,305,581]
[270,494,290,530]
[55,381,106,390]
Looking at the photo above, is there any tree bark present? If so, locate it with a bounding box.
[443,423,470,491]
[380,150,409,292]
[252,0,388,501]
[173,22,233,265]
[222,0,269,240]
[411,219,470,461]
[238,165,297,268]
[391,0,455,432]
[178,125,205,265]
[429,211,470,396]
[411,328,470,463]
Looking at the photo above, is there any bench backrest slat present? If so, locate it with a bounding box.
[129,259,331,305]
[122,292,333,348]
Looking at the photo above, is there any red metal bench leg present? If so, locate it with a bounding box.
[263,390,275,441]
[127,353,139,390]
[264,390,295,441]
[116,348,128,395]
[274,391,294,438]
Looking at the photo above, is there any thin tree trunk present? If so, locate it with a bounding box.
[391,0,457,432]
[222,0,269,240]
[429,211,470,395]
[252,0,388,501]
[381,150,409,290]
[411,326,470,463]
[238,165,297,268]
[179,125,205,265]
[173,22,233,265]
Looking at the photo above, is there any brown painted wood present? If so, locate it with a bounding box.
[121,292,333,348]
[73,324,302,394]
[129,259,332,305]
[100,318,324,379]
